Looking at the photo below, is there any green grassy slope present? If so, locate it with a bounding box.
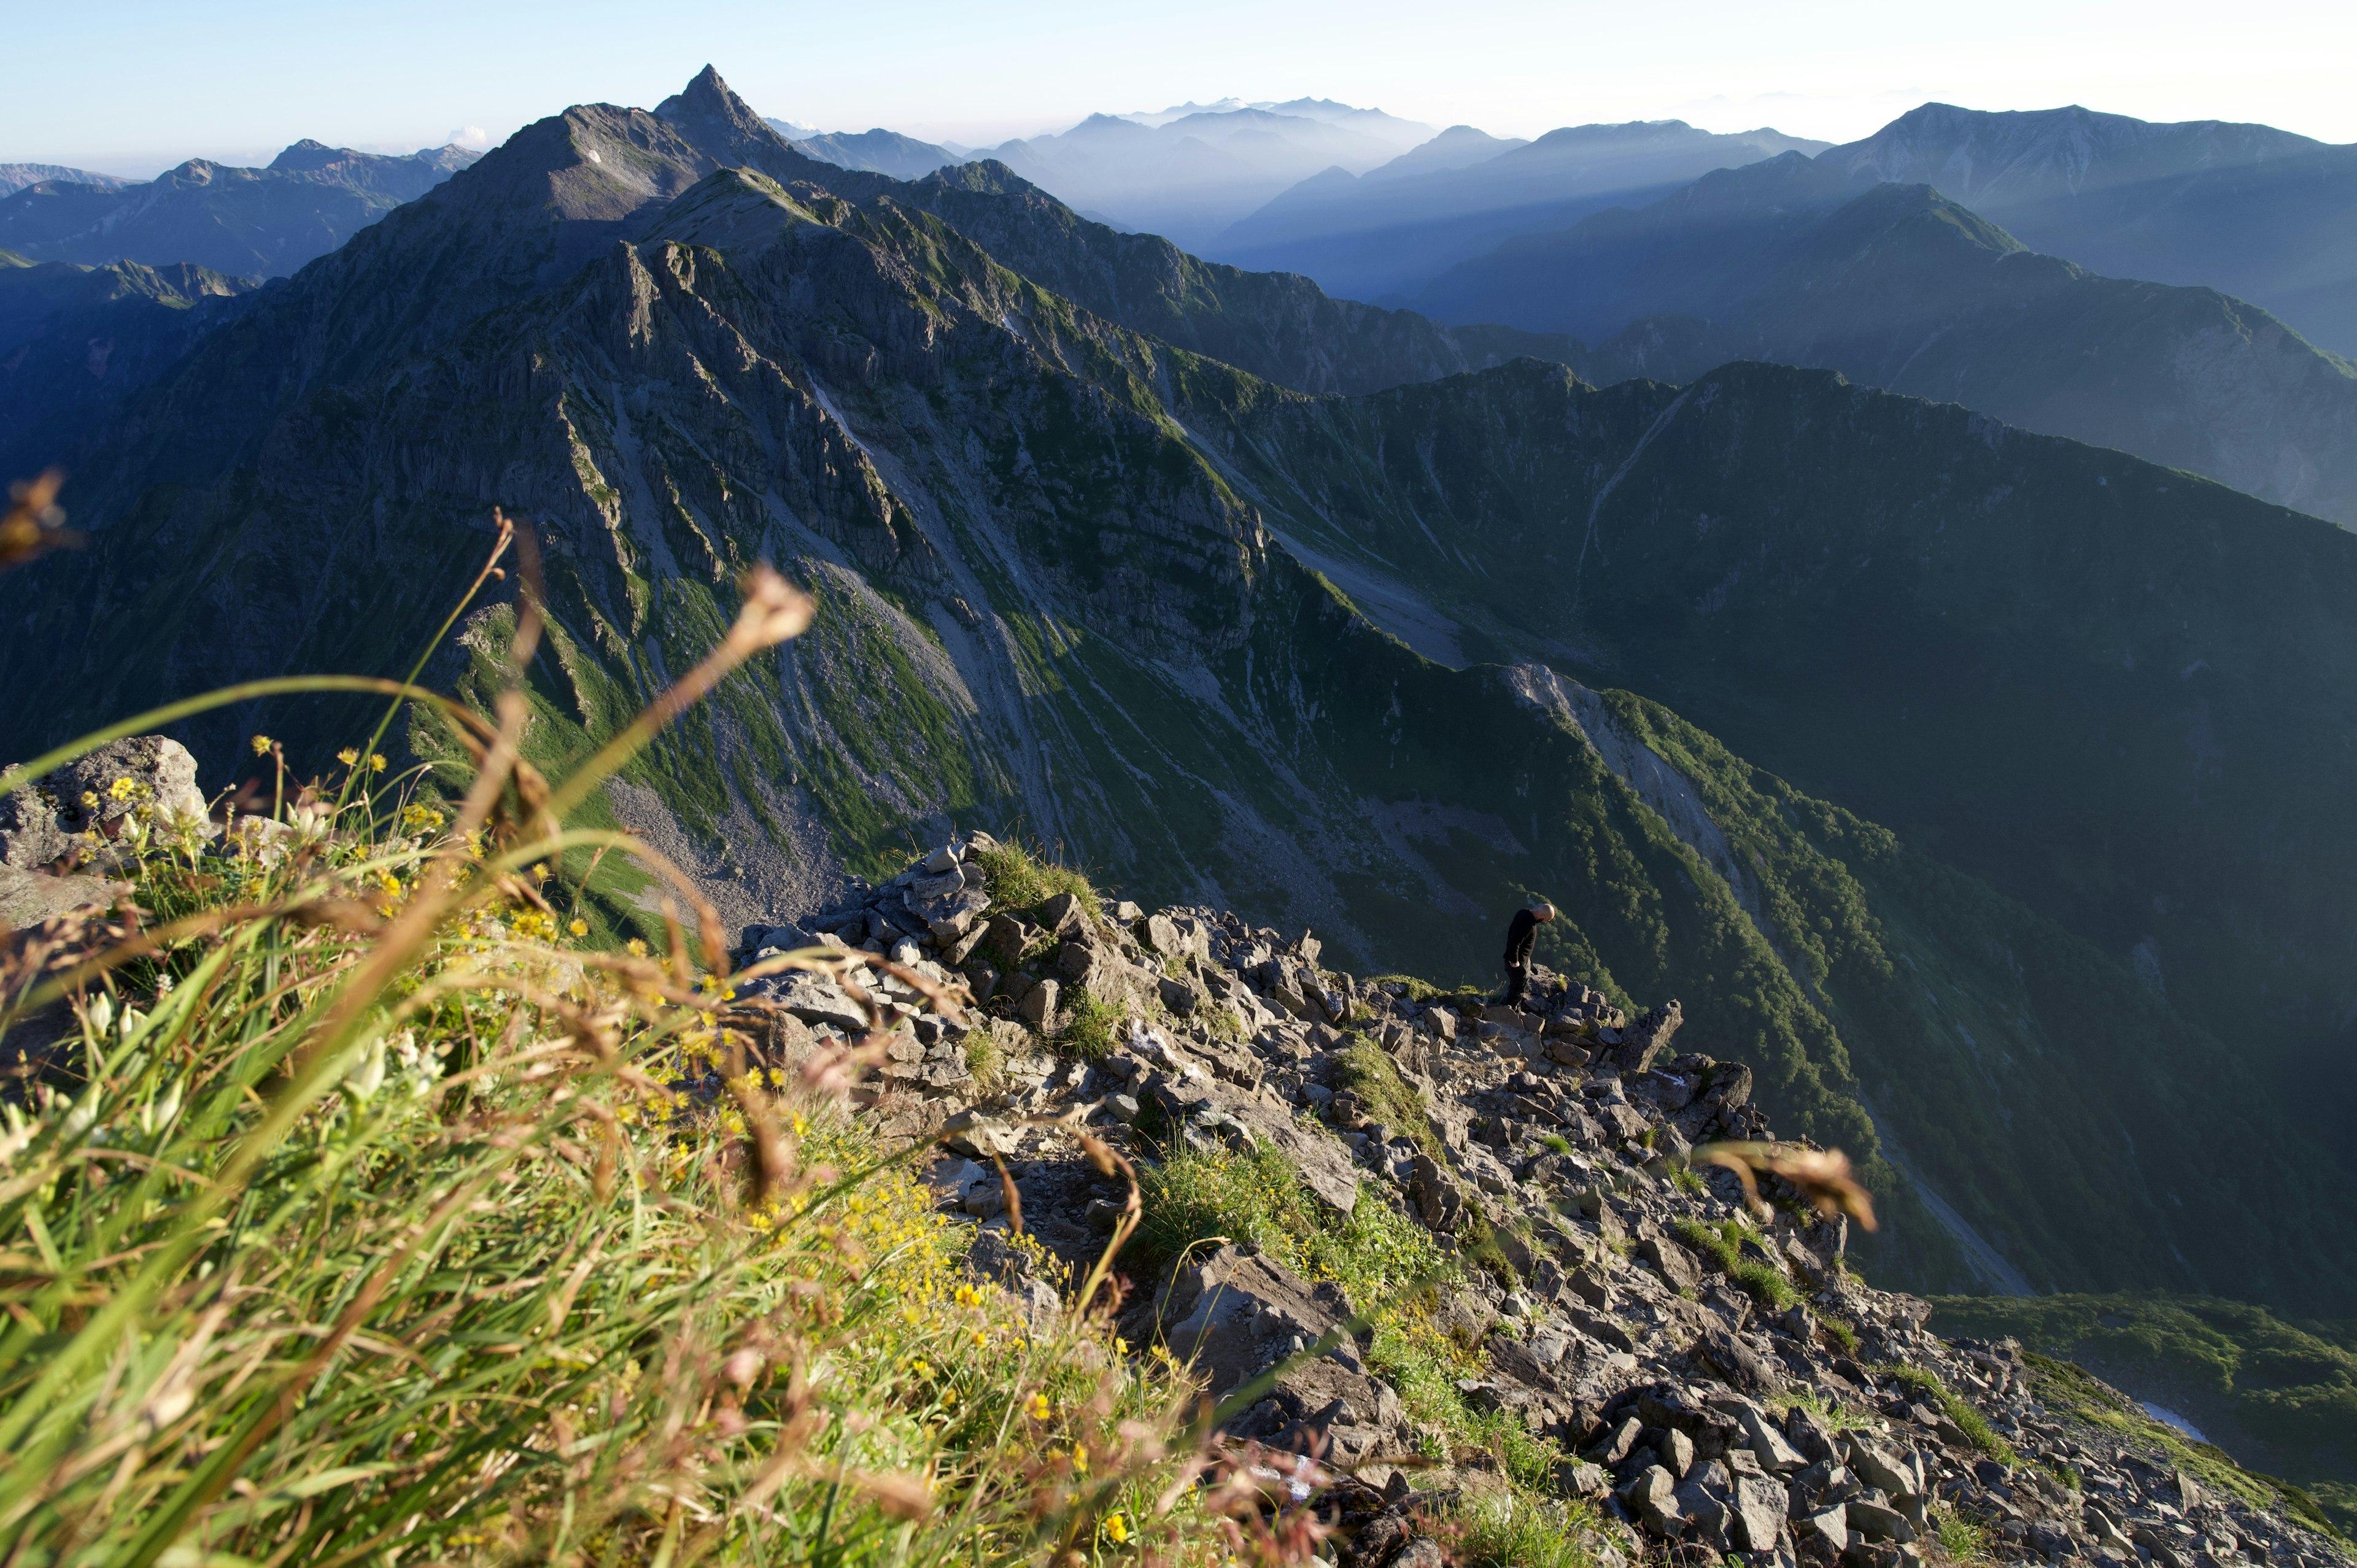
[1930,1294,2357,1535]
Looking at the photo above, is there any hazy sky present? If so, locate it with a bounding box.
[12,0,2356,176]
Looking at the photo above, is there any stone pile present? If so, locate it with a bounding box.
[738,835,2350,1568]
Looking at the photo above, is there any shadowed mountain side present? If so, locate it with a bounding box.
[1171,356,2357,1216]
[900,161,1581,395]
[0,257,260,458]
[1450,182,2357,523]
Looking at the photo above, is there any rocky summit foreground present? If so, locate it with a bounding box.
[730,832,2354,1568]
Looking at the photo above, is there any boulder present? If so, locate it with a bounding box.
[1639,1235,1701,1293]
[1037,890,1086,936]
[1017,977,1059,1025]
[1728,1474,1787,1553]
[1159,1243,1367,1401]
[1615,1000,1683,1075]
[1,735,211,871]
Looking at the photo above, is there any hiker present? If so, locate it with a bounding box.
[1503,901,1555,1005]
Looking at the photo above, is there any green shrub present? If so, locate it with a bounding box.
[1449,1486,1604,1568]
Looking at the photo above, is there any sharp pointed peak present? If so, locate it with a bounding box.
[656,64,767,136]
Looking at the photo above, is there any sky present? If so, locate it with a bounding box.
[10,0,2357,176]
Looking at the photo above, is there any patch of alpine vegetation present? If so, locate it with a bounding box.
[726,830,2357,1567]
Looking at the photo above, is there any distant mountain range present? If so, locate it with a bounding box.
[0,140,481,279]
[763,120,959,182]
[1202,120,1828,303]
[969,104,1435,250]
[0,163,133,198]
[12,69,2357,1324]
[1421,167,2357,523]
[1422,103,2357,358]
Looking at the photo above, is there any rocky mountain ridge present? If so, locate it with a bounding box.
[1203,119,1829,306]
[733,830,2356,1567]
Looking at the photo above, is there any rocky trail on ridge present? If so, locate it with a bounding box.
[727,831,2355,1568]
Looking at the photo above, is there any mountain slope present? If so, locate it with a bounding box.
[1175,357,2357,1267]
[0,163,133,198]
[0,141,481,278]
[1422,101,2357,358]
[1827,102,2357,355]
[1438,179,2357,523]
[1206,120,1830,306]
[0,255,258,466]
[896,160,1582,395]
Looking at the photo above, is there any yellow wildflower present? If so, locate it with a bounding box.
[108,778,137,801]
[336,747,359,767]
[1102,1513,1128,1544]
[953,1284,982,1309]
[1024,1392,1051,1422]
[249,734,272,755]
[368,753,387,773]
[568,918,588,937]
[625,938,649,958]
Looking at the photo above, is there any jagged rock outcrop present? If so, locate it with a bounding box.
[748,836,2356,1568]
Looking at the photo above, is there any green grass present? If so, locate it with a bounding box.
[1134,1145,1565,1492]
[0,635,1230,1564]
[1878,1364,2018,1464]
[1821,1316,1861,1356]
[1671,1217,1802,1310]
[1363,974,1443,1003]
[971,839,1104,923]
[1333,1038,1445,1161]
[1054,987,1121,1062]
[1933,1504,1998,1563]
[1447,1486,1604,1568]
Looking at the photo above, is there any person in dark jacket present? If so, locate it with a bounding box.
[1503,902,1555,1004]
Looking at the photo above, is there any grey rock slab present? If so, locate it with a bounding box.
[0,864,125,932]
[1159,1242,1365,1399]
